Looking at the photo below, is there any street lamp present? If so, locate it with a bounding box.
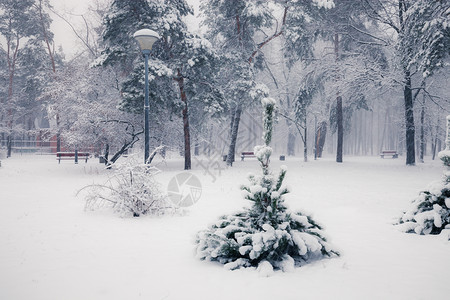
[133,28,160,164]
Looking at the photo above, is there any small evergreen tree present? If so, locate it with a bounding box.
[195,97,338,273]
[397,115,450,238]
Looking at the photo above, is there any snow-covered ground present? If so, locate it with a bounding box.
[0,154,449,300]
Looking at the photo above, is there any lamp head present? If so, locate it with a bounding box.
[133,29,160,51]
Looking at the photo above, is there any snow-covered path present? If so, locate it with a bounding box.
[0,154,448,300]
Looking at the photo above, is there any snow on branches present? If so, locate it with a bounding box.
[80,156,176,217]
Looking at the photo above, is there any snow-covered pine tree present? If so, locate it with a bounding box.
[196,97,338,274]
[404,0,450,79]
[397,115,450,238]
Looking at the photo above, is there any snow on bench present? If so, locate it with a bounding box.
[380,150,398,159]
[56,152,90,164]
[241,151,256,161]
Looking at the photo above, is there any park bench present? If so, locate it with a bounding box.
[241,151,256,161]
[56,152,90,164]
[380,150,398,159]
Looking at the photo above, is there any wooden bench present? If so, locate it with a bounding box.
[57,152,90,164]
[241,151,256,161]
[380,150,398,159]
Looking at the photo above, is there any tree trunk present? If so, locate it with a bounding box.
[177,72,191,170]
[226,107,236,156]
[227,105,242,166]
[285,93,295,156]
[399,0,415,165]
[334,33,343,163]
[107,143,130,169]
[370,110,374,156]
[194,141,200,156]
[38,0,61,153]
[6,134,12,158]
[207,125,213,156]
[106,133,142,169]
[419,95,425,163]
[380,109,388,153]
[314,116,317,160]
[336,95,343,163]
[404,71,415,165]
[431,124,439,160]
[287,125,296,156]
[104,143,110,165]
[303,125,307,162]
[6,37,19,158]
[316,121,327,158]
[56,114,61,152]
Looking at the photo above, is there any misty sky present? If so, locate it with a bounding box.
[49,0,202,59]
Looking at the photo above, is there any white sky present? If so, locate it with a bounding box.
[49,0,202,59]
[49,0,95,58]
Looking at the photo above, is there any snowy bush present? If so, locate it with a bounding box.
[397,117,450,238]
[80,158,175,217]
[196,97,338,272]
[439,149,450,168]
[196,206,337,271]
[397,179,450,235]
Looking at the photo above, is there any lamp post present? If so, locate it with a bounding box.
[133,29,160,164]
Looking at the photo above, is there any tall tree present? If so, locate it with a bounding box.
[35,0,64,151]
[201,0,273,166]
[271,0,381,162]
[101,0,223,170]
[361,0,450,165]
[314,0,383,163]
[202,0,336,165]
[45,58,151,167]
[0,0,53,157]
[334,33,343,163]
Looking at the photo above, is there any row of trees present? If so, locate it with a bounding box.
[0,0,60,157]
[1,0,449,167]
[254,0,449,165]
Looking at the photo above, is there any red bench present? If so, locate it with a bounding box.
[241,151,256,161]
[380,150,398,159]
[57,152,90,164]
